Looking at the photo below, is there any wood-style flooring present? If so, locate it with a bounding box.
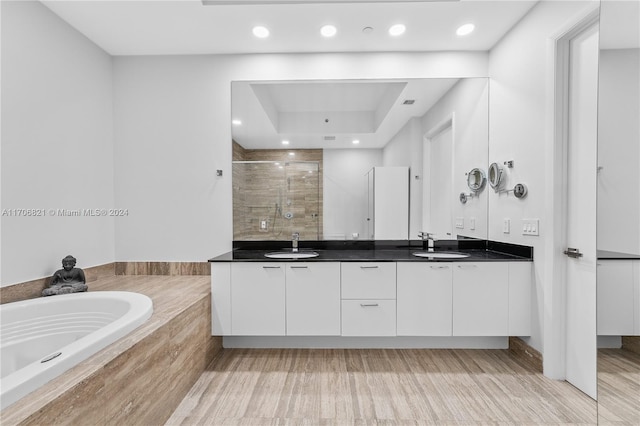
[597,348,640,425]
[166,348,597,425]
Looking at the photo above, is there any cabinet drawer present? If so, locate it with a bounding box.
[341,263,396,299]
[341,299,396,336]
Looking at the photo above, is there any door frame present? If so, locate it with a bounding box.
[544,5,600,381]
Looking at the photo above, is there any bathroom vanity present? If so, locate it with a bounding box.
[597,251,640,336]
[209,241,533,345]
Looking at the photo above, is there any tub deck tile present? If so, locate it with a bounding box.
[0,275,218,426]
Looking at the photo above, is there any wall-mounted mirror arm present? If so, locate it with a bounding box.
[496,183,528,199]
[459,192,476,204]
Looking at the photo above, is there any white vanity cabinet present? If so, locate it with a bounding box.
[397,263,453,336]
[341,262,397,336]
[231,263,286,336]
[286,263,341,336]
[211,259,531,338]
[397,262,531,337]
[211,262,341,336]
[597,260,640,335]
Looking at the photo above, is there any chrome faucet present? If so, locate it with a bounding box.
[418,232,436,252]
[292,232,299,252]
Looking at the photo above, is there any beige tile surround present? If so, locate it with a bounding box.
[233,142,323,241]
[0,262,210,305]
[0,274,221,426]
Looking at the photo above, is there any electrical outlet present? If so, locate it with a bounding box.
[522,219,540,236]
[260,220,268,230]
[503,218,510,234]
[455,217,464,229]
[470,217,476,230]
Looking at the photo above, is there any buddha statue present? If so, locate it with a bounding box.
[42,255,88,296]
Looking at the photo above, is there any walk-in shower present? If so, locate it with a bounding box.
[232,161,321,240]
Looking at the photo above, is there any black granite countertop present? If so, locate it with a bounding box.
[597,250,640,260]
[209,240,533,263]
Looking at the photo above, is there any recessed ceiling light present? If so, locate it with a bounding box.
[282,140,290,145]
[352,139,360,145]
[389,24,406,37]
[321,25,337,38]
[288,152,295,156]
[456,23,475,36]
[232,119,242,125]
[252,26,270,38]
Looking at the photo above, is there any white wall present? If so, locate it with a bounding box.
[323,149,382,240]
[488,0,598,372]
[597,48,640,255]
[112,52,489,261]
[421,78,489,240]
[1,1,114,286]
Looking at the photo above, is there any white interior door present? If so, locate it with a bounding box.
[565,23,599,399]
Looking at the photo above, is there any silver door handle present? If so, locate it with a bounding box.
[430,266,449,269]
[290,266,308,269]
[262,266,281,269]
[360,266,379,269]
[563,248,583,258]
[360,303,379,307]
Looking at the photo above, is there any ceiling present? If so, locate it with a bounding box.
[41,0,537,56]
[40,0,534,150]
[600,0,640,49]
[232,78,462,149]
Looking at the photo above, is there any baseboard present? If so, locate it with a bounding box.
[621,336,640,356]
[115,262,210,276]
[509,336,543,373]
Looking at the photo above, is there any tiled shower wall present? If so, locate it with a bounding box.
[233,142,323,240]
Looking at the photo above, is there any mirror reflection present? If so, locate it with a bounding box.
[596,0,640,423]
[232,78,489,241]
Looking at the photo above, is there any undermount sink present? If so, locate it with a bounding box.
[264,251,319,259]
[412,251,470,259]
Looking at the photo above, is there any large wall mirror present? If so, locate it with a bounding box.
[231,78,489,241]
[596,0,640,423]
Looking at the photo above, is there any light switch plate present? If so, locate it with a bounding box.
[455,217,464,229]
[470,217,476,230]
[503,218,510,234]
[522,219,540,236]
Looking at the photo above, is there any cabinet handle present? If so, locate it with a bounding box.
[290,266,308,269]
[360,266,379,269]
[360,303,379,307]
[457,265,477,269]
[430,266,449,269]
[262,266,281,269]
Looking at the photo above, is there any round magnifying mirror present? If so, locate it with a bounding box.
[488,162,504,190]
[466,168,486,192]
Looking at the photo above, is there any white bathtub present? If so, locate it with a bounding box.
[0,291,153,410]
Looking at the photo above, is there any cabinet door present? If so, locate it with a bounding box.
[231,263,285,335]
[211,263,231,335]
[508,262,532,336]
[453,263,508,336]
[286,263,341,336]
[397,263,452,336]
[597,260,634,335]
